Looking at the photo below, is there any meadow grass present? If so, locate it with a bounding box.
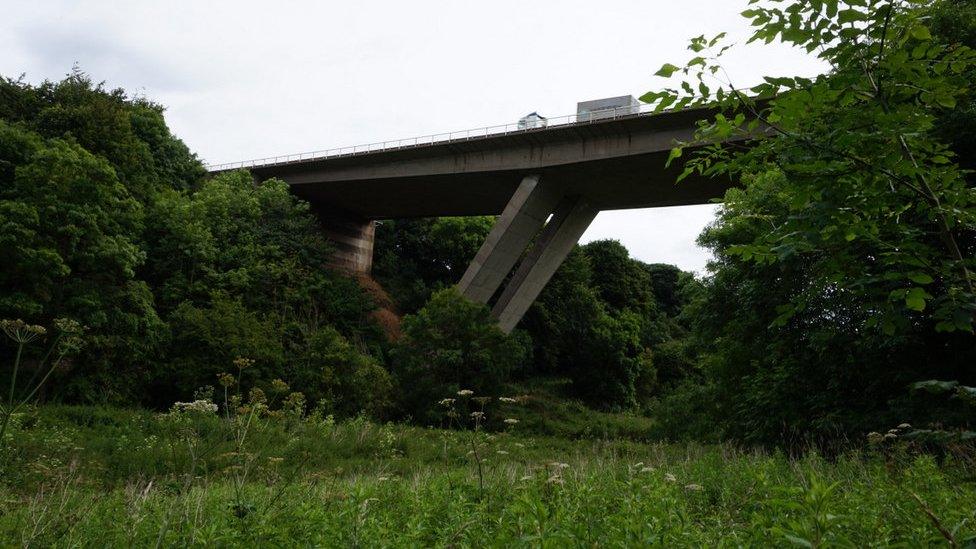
[0,405,974,547]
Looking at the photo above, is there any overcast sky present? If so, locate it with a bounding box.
[1,1,825,273]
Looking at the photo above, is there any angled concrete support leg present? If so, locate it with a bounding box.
[457,175,560,303]
[491,196,599,333]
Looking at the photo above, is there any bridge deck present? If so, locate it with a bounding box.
[222,105,730,219]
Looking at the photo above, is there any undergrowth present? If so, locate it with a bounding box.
[0,404,974,546]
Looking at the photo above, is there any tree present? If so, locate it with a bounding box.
[373,216,493,312]
[0,121,161,401]
[391,288,529,423]
[647,0,975,334]
[646,0,976,446]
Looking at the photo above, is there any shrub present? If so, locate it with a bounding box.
[563,310,649,410]
[149,294,284,405]
[391,288,529,423]
[299,326,393,418]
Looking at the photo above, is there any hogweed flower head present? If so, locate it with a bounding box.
[498,397,518,404]
[171,400,218,414]
[457,389,474,397]
[217,372,236,387]
[438,398,456,407]
[53,318,84,353]
[233,357,255,370]
[866,431,884,444]
[248,387,267,406]
[1,319,47,344]
[504,418,519,425]
[271,378,290,394]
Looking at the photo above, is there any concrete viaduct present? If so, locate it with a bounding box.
[209,102,732,332]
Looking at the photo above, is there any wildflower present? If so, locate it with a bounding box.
[378,476,389,482]
[438,398,456,407]
[547,475,564,485]
[271,378,290,394]
[53,318,84,353]
[664,473,677,483]
[640,466,655,473]
[499,397,518,403]
[457,389,474,397]
[866,431,884,444]
[684,483,703,491]
[504,418,519,425]
[496,450,509,455]
[217,372,235,387]
[248,387,267,405]
[897,423,911,430]
[283,392,306,413]
[884,432,897,440]
[53,318,82,333]
[171,400,218,414]
[233,357,255,370]
[470,411,485,420]
[1,319,47,344]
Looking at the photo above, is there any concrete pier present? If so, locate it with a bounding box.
[491,195,598,332]
[318,209,376,274]
[456,175,559,304]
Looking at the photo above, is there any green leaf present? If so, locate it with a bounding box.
[935,93,957,109]
[907,272,934,284]
[655,63,681,78]
[666,147,683,168]
[904,287,929,311]
[837,9,865,24]
[638,91,663,103]
[910,25,932,41]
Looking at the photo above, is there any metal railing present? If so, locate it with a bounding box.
[205,101,665,172]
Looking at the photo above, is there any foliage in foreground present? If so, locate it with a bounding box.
[0,405,974,546]
[646,0,976,447]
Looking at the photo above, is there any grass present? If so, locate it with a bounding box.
[1,404,975,547]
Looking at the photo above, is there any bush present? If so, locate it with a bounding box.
[299,326,393,418]
[149,294,285,405]
[563,310,650,410]
[391,288,529,423]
